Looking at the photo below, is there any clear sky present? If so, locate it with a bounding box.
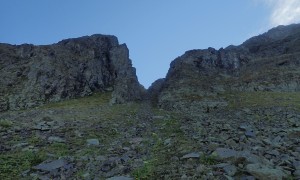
[1,0,300,88]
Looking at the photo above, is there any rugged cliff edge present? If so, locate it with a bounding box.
[0,34,145,111]
[150,24,300,113]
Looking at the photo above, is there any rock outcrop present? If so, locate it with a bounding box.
[151,24,300,112]
[146,78,165,104]
[0,34,144,111]
[109,44,145,104]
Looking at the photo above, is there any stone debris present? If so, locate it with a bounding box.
[33,159,67,172]
[181,152,202,159]
[246,163,288,180]
[86,139,100,146]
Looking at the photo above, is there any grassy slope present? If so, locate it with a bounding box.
[0,93,197,179]
[224,91,300,109]
[1,89,299,179]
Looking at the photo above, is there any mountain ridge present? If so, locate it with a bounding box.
[1,24,300,113]
[1,24,300,179]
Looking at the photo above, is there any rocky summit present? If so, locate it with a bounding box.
[0,34,145,112]
[1,24,300,179]
[152,24,300,113]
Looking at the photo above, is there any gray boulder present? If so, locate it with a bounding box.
[106,176,133,180]
[33,159,67,172]
[212,148,238,161]
[246,163,288,180]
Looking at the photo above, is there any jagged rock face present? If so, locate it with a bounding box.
[0,34,144,111]
[153,24,300,112]
[109,44,145,104]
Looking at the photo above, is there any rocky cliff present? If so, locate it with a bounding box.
[0,34,145,111]
[151,24,300,113]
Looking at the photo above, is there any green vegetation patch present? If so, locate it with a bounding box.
[0,151,46,179]
[0,119,13,128]
[132,113,196,179]
[224,91,300,109]
[200,154,217,165]
[46,143,70,157]
[132,159,157,180]
[40,92,111,109]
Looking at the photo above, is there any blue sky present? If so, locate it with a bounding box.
[1,0,300,87]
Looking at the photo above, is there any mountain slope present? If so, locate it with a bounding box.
[1,25,300,179]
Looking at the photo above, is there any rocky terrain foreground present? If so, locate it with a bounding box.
[1,24,300,179]
[0,92,299,179]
